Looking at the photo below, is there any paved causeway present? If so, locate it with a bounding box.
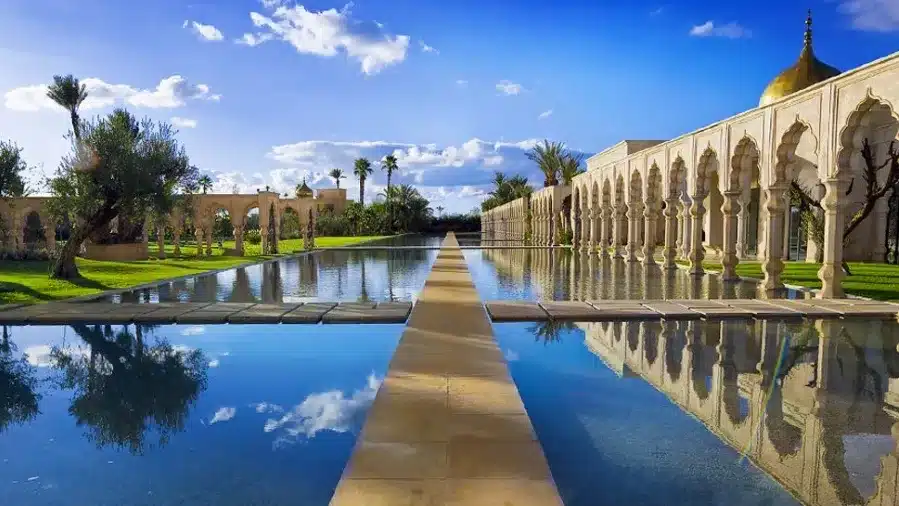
[329,233,563,505]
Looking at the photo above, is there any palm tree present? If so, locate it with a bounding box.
[46,74,88,141]
[381,154,398,192]
[559,152,585,185]
[526,140,565,187]
[436,205,445,217]
[329,168,345,189]
[198,174,213,194]
[353,158,373,204]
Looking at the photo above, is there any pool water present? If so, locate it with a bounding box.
[465,247,798,300]
[0,323,401,505]
[494,318,899,506]
[107,236,442,303]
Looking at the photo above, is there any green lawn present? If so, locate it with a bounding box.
[679,259,899,301]
[0,236,388,304]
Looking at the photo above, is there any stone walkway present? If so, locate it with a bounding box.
[0,301,413,325]
[329,233,563,505]
[485,298,899,322]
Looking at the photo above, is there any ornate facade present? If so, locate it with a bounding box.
[0,187,348,258]
[482,15,899,298]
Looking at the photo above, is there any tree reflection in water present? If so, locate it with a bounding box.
[50,324,209,455]
[529,320,576,345]
[0,326,41,433]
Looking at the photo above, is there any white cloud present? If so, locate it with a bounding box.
[260,0,283,8]
[496,80,524,96]
[839,0,899,32]
[5,75,220,112]
[504,349,520,362]
[419,40,438,54]
[264,374,380,446]
[210,407,237,424]
[455,79,468,87]
[171,116,198,129]
[180,325,206,336]
[252,402,285,414]
[240,3,410,75]
[689,21,751,39]
[650,7,665,16]
[208,359,220,368]
[24,344,89,368]
[235,32,274,46]
[538,109,553,120]
[184,20,225,41]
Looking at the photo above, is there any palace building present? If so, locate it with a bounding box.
[482,12,899,298]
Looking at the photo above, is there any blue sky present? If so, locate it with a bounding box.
[1,0,897,214]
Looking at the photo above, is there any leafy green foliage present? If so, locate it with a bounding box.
[481,172,533,211]
[245,229,262,245]
[525,139,585,187]
[0,141,28,200]
[47,109,198,278]
[328,168,345,189]
[353,158,373,203]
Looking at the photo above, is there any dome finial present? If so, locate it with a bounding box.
[804,9,813,48]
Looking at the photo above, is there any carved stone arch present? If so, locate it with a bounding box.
[602,178,612,207]
[694,148,720,197]
[629,169,643,203]
[668,156,687,199]
[774,119,818,185]
[647,163,662,203]
[836,92,899,179]
[591,178,601,212]
[730,136,761,191]
[614,174,626,206]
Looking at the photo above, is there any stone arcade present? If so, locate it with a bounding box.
[482,14,899,298]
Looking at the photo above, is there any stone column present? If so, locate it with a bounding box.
[663,197,678,269]
[233,225,245,256]
[173,229,181,256]
[156,225,166,259]
[611,205,624,258]
[817,177,847,298]
[260,225,269,253]
[735,198,748,259]
[600,205,612,257]
[205,229,213,256]
[680,197,692,260]
[550,215,559,246]
[873,196,889,261]
[625,200,642,262]
[761,184,788,293]
[642,200,657,265]
[720,190,741,281]
[581,211,592,252]
[688,194,706,275]
[43,223,56,252]
[195,229,204,256]
[588,209,599,254]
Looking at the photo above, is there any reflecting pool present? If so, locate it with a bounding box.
[0,323,401,505]
[107,236,442,303]
[495,317,899,506]
[466,247,799,300]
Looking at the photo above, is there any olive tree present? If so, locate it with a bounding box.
[47,109,198,279]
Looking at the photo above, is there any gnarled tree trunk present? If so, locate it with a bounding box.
[51,204,118,279]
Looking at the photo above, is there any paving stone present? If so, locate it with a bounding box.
[330,479,446,506]
[667,299,729,309]
[86,303,168,323]
[28,303,121,324]
[538,301,601,320]
[321,302,376,323]
[640,301,702,319]
[838,304,899,318]
[134,302,214,323]
[588,301,663,320]
[691,306,755,320]
[445,479,564,506]
[723,300,804,318]
[0,304,55,324]
[227,303,300,323]
[764,300,843,317]
[175,302,256,324]
[484,301,548,322]
[280,302,337,323]
[0,304,25,313]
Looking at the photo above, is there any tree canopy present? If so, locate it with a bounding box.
[47,109,198,278]
[0,141,28,201]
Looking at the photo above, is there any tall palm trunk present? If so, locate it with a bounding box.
[359,176,366,204]
[70,110,81,141]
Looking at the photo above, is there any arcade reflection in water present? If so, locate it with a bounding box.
[108,248,437,303]
[468,247,788,301]
[576,317,899,506]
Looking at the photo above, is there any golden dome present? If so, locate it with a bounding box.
[759,11,841,107]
